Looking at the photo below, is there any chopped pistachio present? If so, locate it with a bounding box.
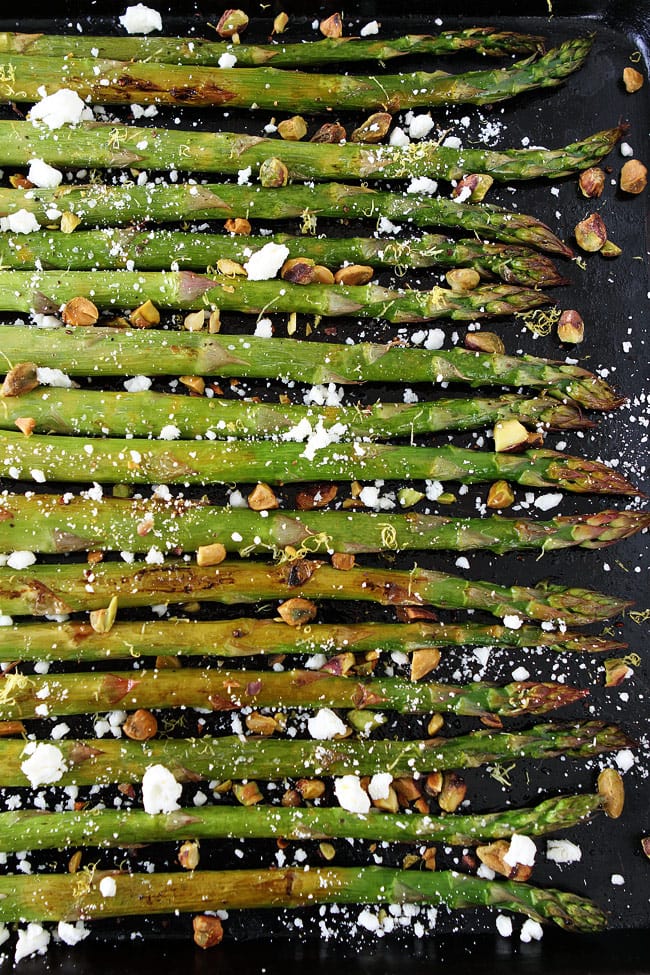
[320,12,343,37]
[574,212,607,252]
[192,915,223,950]
[557,309,585,343]
[410,648,441,681]
[278,116,307,142]
[183,310,205,332]
[334,264,374,286]
[452,173,494,202]
[224,217,251,235]
[350,112,392,144]
[178,840,200,870]
[247,482,280,511]
[623,66,644,92]
[446,268,481,292]
[60,211,81,233]
[277,597,317,626]
[310,122,347,144]
[196,543,227,567]
[123,708,158,741]
[398,487,425,508]
[620,159,648,194]
[597,768,625,818]
[1,362,39,398]
[215,8,248,39]
[129,299,160,329]
[578,166,605,199]
[259,156,289,188]
[464,331,505,354]
[62,296,99,327]
[273,11,289,34]
[487,480,515,509]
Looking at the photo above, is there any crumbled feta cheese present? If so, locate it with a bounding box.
[442,135,462,150]
[99,876,117,897]
[504,834,537,867]
[358,484,395,511]
[546,839,582,864]
[57,921,90,946]
[237,166,252,185]
[119,4,162,34]
[520,918,543,942]
[300,418,347,462]
[496,915,513,938]
[389,126,410,147]
[142,764,182,814]
[534,492,563,511]
[51,722,71,741]
[615,749,635,773]
[368,772,393,800]
[124,375,152,393]
[0,209,41,234]
[408,114,435,139]
[254,317,273,338]
[27,159,63,188]
[29,88,90,129]
[36,366,74,388]
[159,424,181,441]
[620,142,633,157]
[218,52,238,68]
[424,328,445,350]
[425,479,443,501]
[244,242,290,281]
[360,20,379,36]
[358,909,380,931]
[0,615,13,626]
[503,615,523,630]
[15,924,50,963]
[407,176,438,195]
[7,551,36,570]
[611,873,625,885]
[511,666,530,682]
[377,216,402,235]
[307,708,347,740]
[20,742,67,788]
[334,775,370,813]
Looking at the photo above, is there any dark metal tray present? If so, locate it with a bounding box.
[0,0,648,971]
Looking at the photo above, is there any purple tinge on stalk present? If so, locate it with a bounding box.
[558,510,650,547]
[547,453,642,495]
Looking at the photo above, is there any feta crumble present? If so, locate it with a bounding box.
[334,775,371,813]
[27,159,63,188]
[119,4,162,34]
[15,924,50,964]
[244,242,290,281]
[546,839,582,864]
[20,742,67,788]
[504,834,537,867]
[142,764,182,814]
[307,708,347,740]
[29,88,91,129]
[0,209,41,234]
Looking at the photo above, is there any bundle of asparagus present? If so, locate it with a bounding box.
[0,9,643,953]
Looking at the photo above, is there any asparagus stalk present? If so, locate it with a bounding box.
[0,326,621,411]
[0,229,566,287]
[0,28,547,65]
[0,119,621,191]
[0,618,624,664]
[0,389,592,441]
[2,669,586,721]
[1,494,646,558]
[2,721,631,786]
[1,40,592,112]
[0,791,608,855]
[0,270,550,322]
[0,558,631,623]
[0,868,607,931]
[0,178,572,254]
[0,430,638,495]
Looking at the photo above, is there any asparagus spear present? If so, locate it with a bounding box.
[0,558,631,623]
[0,326,621,411]
[2,669,585,721]
[0,618,624,664]
[0,28,546,65]
[0,178,572,253]
[0,790,609,855]
[1,40,592,112]
[0,270,550,322]
[0,229,566,287]
[1,494,646,558]
[3,721,631,786]
[0,117,622,187]
[0,868,607,931]
[0,389,592,441]
[0,430,638,495]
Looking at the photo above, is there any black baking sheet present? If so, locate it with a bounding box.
[0,0,648,970]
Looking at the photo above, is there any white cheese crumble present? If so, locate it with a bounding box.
[546,839,582,864]
[503,615,523,630]
[334,775,371,813]
[511,666,530,682]
[244,242,290,281]
[620,142,633,157]
[407,176,438,195]
[300,419,347,462]
[611,873,625,885]
[142,764,182,814]
[368,772,393,800]
[520,918,543,942]
[124,375,152,393]
[496,915,513,938]
[254,317,273,338]
[7,551,36,570]
[307,708,347,740]
[36,366,74,388]
[119,4,162,34]
[15,924,50,963]
[29,88,91,129]
[57,921,90,946]
[360,20,379,36]
[99,876,117,897]
[615,749,635,773]
[534,492,563,511]
[408,114,435,140]
[27,158,63,188]
[504,834,537,867]
[389,126,410,147]
[20,742,67,788]
[0,209,41,234]
[159,424,181,441]
[218,52,238,68]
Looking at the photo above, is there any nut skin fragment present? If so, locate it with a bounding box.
[487,480,515,509]
[277,597,317,627]
[579,167,606,199]
[259,157,289,188]
[245,712,278,735]
[232,781,263,806]
[192,915,224,950]
[0,720,26,737]
[178,840,200,870]
[320,12,343,38]
[224,217,251,235]
[297,778,326,800]
[620,159,648,194]
[446,268,481,292]
[123,709,158,741]
[60,212,81,234]
[623,67,644,92]
[601,240,622,258]
[1,362,39,398]
[62,296,99,327]
[129,299,160,329]
[424,771,443,796]
[410,648,441,681]
[247,482,280,511]
[350,112,392,144]
[452,173,494,202]
[557,309,585,344]
[183,310,205,332]
[281,258,334,285]
[180,375,205,394]
[196,543,227,567]
[575,212,607,252]
[334,265,374,286]
[476,840,533,882]
[438,772,467,813]
[597,768,625,818]
[311,122,347,144]
[215,9,249,39]
[278,116,308,142]
[464,331,505,354]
